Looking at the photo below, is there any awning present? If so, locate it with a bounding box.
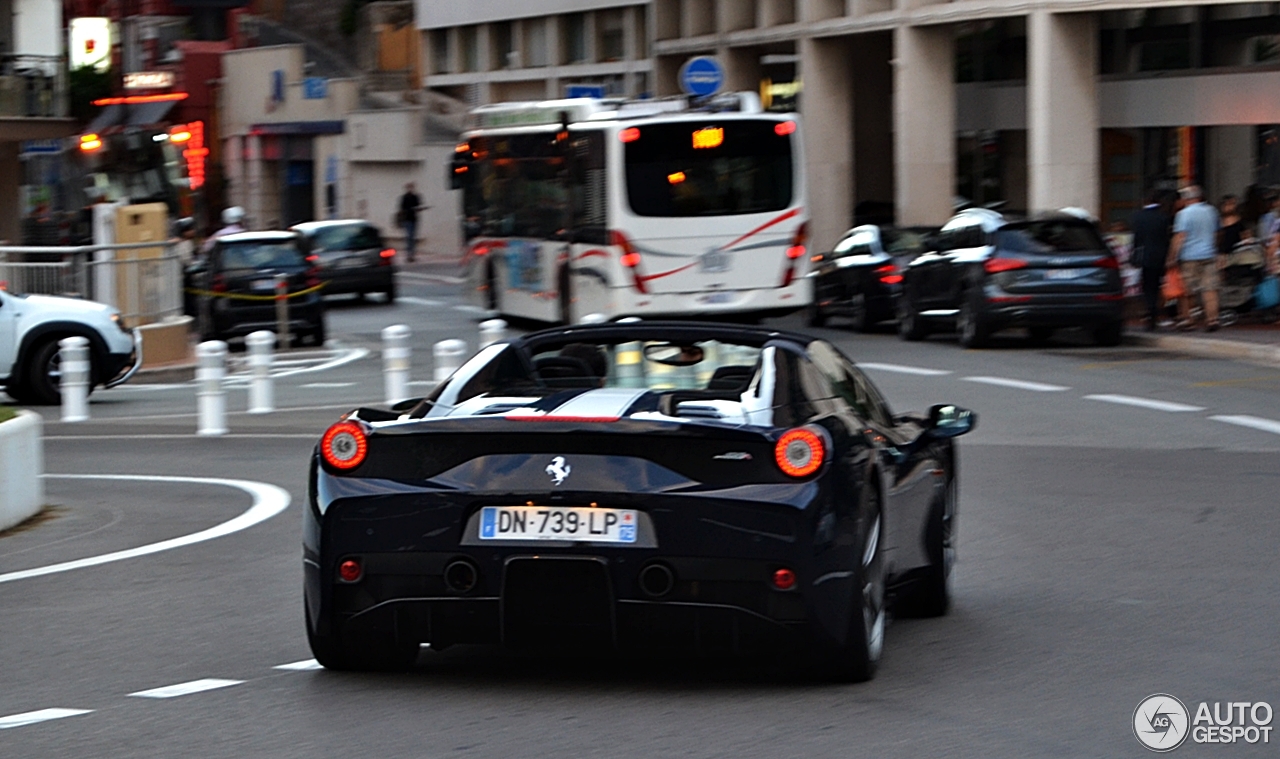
[83,99,178,133]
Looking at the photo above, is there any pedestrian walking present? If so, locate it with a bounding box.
[201,206,246,254]
[1167,184,1222,332]
[1130,189,1173,331]
[1218,194,1246,256]
[170,217,198,265]
[397,183,422,263]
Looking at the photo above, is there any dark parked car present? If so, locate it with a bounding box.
[897,209,1124,347]
[186,231,326,345]
[806,225,937,332]
[291,220,396,303]
[305,321,976,681]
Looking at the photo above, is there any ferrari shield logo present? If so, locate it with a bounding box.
[545,456,571,486]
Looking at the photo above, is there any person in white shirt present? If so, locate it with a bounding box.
[201,206,246,254]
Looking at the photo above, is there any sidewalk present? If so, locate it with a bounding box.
[1126,321,1280,369]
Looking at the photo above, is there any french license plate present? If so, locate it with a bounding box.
[251,279,275,291]
[479,506,638,543]
[701,249,731,273]
[1044,268,1082,280]
[338,256,366,268]
[700,291,733,304]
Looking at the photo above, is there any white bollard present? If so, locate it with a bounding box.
[58,336,91,423]
[196,340,228,436]
[246,330,275,414]
[580,312,609,324]
[478,318,508,349]
[433,339,468,382]
[382,324,412,404]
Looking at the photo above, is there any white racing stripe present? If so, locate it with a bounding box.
[1209,414,1280,436]
[1084,394,1205,412]
[963,376,1070,392]
[0,475,290,584]
[857,362,952,376]
[0,708,93,729]
[273,659,324,671]
[44,434,318,441]
[129,679,243,699]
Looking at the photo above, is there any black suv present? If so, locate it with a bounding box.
[897,209,1124,347]
[806,224,936,332]
[186,231,327,346]
[291,220,396,303]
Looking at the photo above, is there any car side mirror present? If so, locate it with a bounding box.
[926,404,976,438]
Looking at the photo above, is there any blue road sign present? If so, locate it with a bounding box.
[566,84,605,99]
[303,77,328,100]
[678,56,724,98]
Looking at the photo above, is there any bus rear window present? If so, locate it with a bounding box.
[624,121,793,217]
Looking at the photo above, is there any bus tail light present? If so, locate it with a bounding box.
[780,222,808,288]
[611,230,648,294]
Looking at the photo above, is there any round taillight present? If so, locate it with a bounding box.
[775,428,825,477]
[321,421,367,470]
[772,567,797,590]
[338,558,362,583]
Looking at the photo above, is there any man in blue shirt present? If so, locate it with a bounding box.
[1167,185,1222,331]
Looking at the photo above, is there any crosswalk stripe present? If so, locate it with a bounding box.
[857,362,952,376]
[963,376,1069,392]
[0,708,93,730]
[129,678,244,699]
[1084,394,1205,412]
[1209,414,1280,436]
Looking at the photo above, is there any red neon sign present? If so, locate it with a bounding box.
[91,92,189,106]
[174,121,208,190]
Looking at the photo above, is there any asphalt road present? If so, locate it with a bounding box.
[2,271,1279,757]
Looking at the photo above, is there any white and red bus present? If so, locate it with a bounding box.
[452,95,809,323]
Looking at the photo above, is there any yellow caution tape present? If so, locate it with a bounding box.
[184,282,327,301]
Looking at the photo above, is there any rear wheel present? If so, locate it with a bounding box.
[306,602,419,672]
[1093,319,1123,347]
[383,277,397,305]
[957,294,991,349]
[307,318,327,347]
[816,484,885,683]
[849,293,871,333]
[897,298,928,341]
[1026,326,1054,346]
[805,300,827,328]
[558,265,573,325]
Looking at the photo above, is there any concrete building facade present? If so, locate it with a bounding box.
[416,0,1280,260]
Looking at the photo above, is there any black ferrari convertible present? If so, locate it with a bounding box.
[305,322,975,681]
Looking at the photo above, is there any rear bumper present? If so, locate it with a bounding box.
[981,295,1124,329]
[212,297,324,337]
[613,279,810,318]
[319,268,394,295]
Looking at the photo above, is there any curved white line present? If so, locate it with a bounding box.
[0,474,290,585]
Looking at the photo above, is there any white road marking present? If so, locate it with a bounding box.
[398,272,466,285]
[0,708,93,730]
[963,376,1070,392]
[407,380,437,387]
[1209,414,1280,436]
[1084,394,1205,412]
[236,347,369,381]
[129,679,243,699]
[399,296,444,307]
[857,362,952,376]
[299,382,358,389]
[452,304,487,314]
[0,475,290,585]
[273,659,324,671]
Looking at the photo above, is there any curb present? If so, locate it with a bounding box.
[132,362,197,384]
[1125,332,1280,369]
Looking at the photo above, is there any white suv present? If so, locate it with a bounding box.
[0,289,140,405]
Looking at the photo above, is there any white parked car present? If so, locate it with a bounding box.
[0,289,140,405]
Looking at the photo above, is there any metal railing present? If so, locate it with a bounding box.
[0,54,67,118]
[0,242,183,325]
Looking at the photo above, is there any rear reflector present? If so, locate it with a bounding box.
[380,248,395,258]
[321,421,368,470]
[772,567,797,590]
[774,121,797,136]
[987,295,1033,303]
[338,558,363,583]
[1093,256,1120,269]
[1094,293,1125,301]
[775,427,825,477]
[619,127,641,143]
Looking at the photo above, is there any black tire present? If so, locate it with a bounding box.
[1026,326,1054,346]
[26,338,84,406]
[383,278,397,305]
[898,475,956,618]
[484,261,498,312]
[897,298,928,341]
[805,300,827,328]
[815,482,885,683]
[1093,320,1123,347]
[957,294,991,349]
[308,318,327,347]
[306,602,419,672]
[5,381,33,405]
[849,293,871,333]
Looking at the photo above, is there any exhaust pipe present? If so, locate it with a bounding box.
[638,562,675,598]
[443,559,479,593]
